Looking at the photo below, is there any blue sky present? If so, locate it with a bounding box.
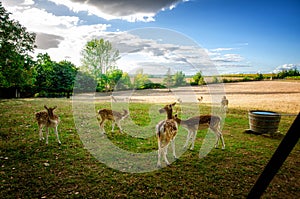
[2,0,300,75]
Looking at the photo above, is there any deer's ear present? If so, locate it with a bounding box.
[171,102,176,106]
[44,105,48,110]
[53,106,57,109]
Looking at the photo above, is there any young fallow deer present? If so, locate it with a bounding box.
[35,105,61,145]
[98,108,129,134]
[197,96,203,103]
[156,102,178,167]
[221,96,229,112]
[173,113,225,150]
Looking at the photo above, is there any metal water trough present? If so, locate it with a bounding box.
[248,110,281,134]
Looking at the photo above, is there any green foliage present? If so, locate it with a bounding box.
[163,68,174,91]
[73,71,97,93]
[34,53,78,97]
[107,69,123,90]
[254,73,264,81]
[192,71,205,85]
[35,53,54,93]
[133,69,152,89]
[115,72,132,90]
[80,38,120,77]
[80,38,121,92]
[212,76,220,83]
[173,71,186,86]
[242,76,251,82]
[141,82,166,89]
[0,2,36,92]
[51,60,78,97]
[276,68,300,79]
[285,76,300,80]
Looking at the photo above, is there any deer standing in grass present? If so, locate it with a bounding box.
[156,102,178,167]
[221,96,229,112]
[197,96,203,103]
[98,109,129,134]
[35,105,61,145]
[173,114,225,150]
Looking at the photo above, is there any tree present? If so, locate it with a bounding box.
[35,53,78,97]
[163,68,174,91]
[80,38,120,77]
[212,76,220,83]
[0,2,36,97]
[80,38,120,92]
[192,71,205,85]
[73,71,97,93]
[51,60,78,98]
[133,69,151,89]
[276,68,300,79]
[107,69,123,90]
[35,53,54,94]
[254,73,264,81]
[173,71,186,86]
[116,72,132,90]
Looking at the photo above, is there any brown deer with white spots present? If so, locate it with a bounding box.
[156,102,178,167]
[98,109,129,133]
[35,105,61,145]
[221,96,229,112]
[173,114,225,150]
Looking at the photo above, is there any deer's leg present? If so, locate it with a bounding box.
[99,119,106,134]
[111,121,115,132]
[183,130,192,149]
[55,126,61,145]
[211,128,221,149]
[45,127,49,145]
[39,124,44,141]
[171,139,177,159]
[190,130,198,150]
[219,131,225,150]
[163,144,170,166]
[115,120,123,132]
[157,139,162,168]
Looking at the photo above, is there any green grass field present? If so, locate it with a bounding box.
[0,98,299,198]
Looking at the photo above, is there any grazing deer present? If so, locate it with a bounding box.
[110,95,117,102]
[221,96,229,112]
[98,108,129,133]
[197,96,203,103]
[177,98,182,104]
[35,105,61,145]
[156,102,178,167]
[173,114,225,150]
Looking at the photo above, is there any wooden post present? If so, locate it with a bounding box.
[247,112,300,198]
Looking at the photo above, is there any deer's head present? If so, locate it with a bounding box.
[44,105,57,117]
[159,102,176,114]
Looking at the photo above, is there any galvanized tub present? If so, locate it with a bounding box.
[248,110,281,134]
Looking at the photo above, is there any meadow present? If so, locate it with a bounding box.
[0,82,299,198]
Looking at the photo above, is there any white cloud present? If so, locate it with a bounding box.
[2,0,111,65]
[273,64,300,73]
[210,48,235,52]
[48,0,184,22]
[211,53,244,63]
[100,30,216,75]
[2,0,248,75]
[22,0,34,5]
[6,7,80,32]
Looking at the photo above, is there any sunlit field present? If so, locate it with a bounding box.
[1,82,299,198]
